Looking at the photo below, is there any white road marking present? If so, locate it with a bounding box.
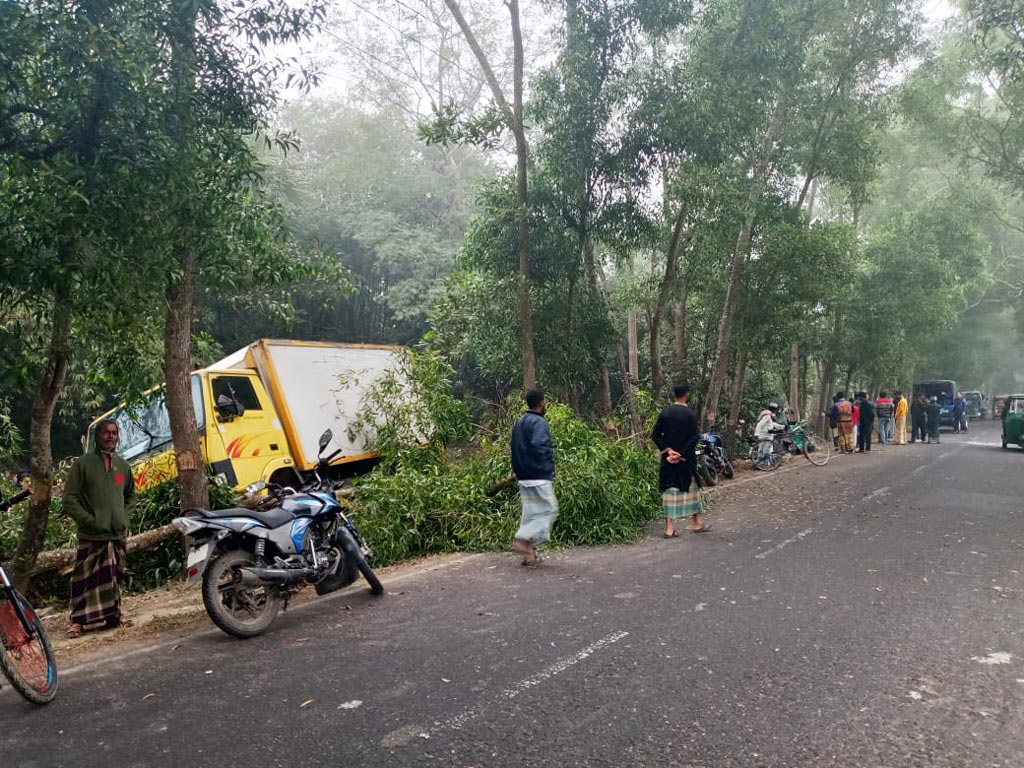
[863,487,890,501]
[910,466,928,476]
[431,630,630,735]
[502,630,629,699]
[971,652,1013,665]
[755,528,815,560]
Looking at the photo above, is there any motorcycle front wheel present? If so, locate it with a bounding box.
[697,459,718,487]
[354,548,384,595]
[202,550,282,639]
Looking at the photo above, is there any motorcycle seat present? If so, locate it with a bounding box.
[196,506,295,529]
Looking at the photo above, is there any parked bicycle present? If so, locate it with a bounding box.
[745,419,831,470]
[0,492,58,705]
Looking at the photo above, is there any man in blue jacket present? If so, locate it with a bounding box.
[510,389,557,566]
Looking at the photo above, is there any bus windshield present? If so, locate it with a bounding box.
[89,376,205,460]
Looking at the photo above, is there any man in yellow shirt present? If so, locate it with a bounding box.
[894,390,909,445]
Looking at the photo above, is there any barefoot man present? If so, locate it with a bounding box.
[64,418,135,638]
[510,389,558,566]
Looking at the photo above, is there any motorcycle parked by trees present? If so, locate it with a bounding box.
[173,430,382,639]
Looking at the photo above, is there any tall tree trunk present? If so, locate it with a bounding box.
[627,257,639,380]
[11,296,72,590]
[651,204,690,399]
[672,273,688,381]
[583,235,612,416]
[509,0,536,390]
[789,342,800,420]
[702,98,786,430]
[799,353,809,422]
[164,248,208,510]
[726,347,750,440]
[443,0,535,389]
[596,261,641,437]
[165,2,208,512]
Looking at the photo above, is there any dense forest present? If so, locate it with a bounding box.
[2,0,1023,583]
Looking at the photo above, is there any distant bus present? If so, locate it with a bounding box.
[913,379,957,429]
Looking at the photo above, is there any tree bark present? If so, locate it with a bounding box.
[627,258,639,380]
[11,296,72,590]
[799,353,809,421]
[651,204,690,399]
[583,235,612,416]
[672,272,688,381]
[164,247,208,511]
[726,347,750,440]
[29,523,178,576]
[702,97,786,430]
[596,261,641,437]
[789,341,800,420]
[442,0,536,390]
[165,2,209,512]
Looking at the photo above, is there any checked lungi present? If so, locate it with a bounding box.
[515,481,559,546]
[70,539,127,626]
[662,488,702,520]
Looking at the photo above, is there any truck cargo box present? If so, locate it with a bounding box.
[213,340,402,471]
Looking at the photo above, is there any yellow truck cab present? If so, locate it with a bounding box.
[89,340,401,492]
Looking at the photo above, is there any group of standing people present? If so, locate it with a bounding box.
[830,390,948,453]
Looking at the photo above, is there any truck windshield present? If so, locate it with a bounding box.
[913,381,956,404]
[89,375,204,459]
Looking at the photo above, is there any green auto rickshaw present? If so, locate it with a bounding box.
[1001,394,1024,450]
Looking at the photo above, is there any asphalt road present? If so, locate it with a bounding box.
[3,420,1023,767]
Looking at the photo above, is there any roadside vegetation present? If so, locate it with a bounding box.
[2,0,1024,597]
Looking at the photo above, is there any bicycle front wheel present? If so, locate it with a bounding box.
[803,431,832,466]
[0,589,58,704]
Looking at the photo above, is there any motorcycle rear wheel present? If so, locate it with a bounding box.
[202,550,282,639]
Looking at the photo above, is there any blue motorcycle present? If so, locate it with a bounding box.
[699,431,734,481]
[173,429,382,639]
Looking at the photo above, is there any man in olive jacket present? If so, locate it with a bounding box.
[64,418,135,638]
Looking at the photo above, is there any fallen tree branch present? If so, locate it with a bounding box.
[486,476,517,497]
[30,523,178,576]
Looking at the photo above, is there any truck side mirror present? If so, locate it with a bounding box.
[216,394,245,420]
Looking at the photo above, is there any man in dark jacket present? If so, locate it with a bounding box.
[64,418,135,637]
[510,389,557,566]
[926,396,942,444]
[910,395,927,443]
[651,382,708,536]
[857,392,875,453]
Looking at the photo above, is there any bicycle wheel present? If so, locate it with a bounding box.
[754,452,782,471]
[803,430,831,466]
[0,589,58,704]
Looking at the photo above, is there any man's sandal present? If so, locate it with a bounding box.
[65,624,84,639]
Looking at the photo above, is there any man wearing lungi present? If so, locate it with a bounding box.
[651,383,708,537]
[64,418,135,638]
[510,389,558,566]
